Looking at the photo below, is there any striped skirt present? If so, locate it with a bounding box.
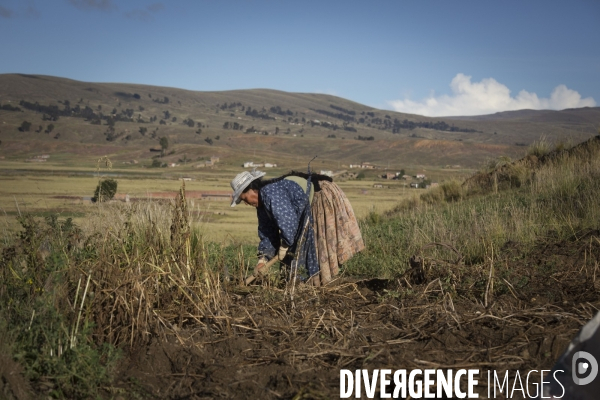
[310,180,365,286]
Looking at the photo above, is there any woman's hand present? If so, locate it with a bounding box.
[278,245,289,260]
[254,257,269,277]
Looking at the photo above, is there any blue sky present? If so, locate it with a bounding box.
[0,0,598,116]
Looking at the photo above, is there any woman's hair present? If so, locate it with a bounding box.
[242,178,265,193]
[242,171,334,194]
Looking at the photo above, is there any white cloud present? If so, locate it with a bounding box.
[388,73,596,117]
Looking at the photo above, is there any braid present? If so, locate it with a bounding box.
[260,170,333,192]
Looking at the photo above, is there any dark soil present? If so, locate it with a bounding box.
[110,232,600,399]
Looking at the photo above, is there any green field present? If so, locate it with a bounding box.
[0,160,459,244]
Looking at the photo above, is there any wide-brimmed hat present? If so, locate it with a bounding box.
[230,170,266,207]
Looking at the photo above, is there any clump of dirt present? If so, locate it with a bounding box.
[110,233,600,399]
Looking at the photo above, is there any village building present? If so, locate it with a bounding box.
[349,162,376,169]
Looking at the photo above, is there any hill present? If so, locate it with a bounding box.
[0,73,598,170]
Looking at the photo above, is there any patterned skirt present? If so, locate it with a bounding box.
[310,181,365,286]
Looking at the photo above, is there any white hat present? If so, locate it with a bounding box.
[230,170,266,207]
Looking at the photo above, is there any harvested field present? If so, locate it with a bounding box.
[107,232,600,399]
[2,136,600,399]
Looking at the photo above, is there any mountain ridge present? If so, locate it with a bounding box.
[1,74,598,170]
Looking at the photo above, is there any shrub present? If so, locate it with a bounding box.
[441,180,464,202]
[19,121,32,132]
[528,135,551,158]
[92,179,117,203]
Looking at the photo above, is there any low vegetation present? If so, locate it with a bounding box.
[1,135,599,398]
[348,135,600,277]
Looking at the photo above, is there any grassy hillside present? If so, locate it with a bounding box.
[1,74,598,171]
[347,134,600,277]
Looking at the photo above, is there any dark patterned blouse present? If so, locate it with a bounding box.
[256,179,319,278]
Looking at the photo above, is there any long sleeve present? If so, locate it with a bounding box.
[256,179,309,257]
[256,178,319,279]
[257,206,278,258]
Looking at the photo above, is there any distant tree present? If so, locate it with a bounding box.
[45,124,55,134]
[419,179,432,189]
[163,110,171,120]
[223,122,230,129]
[92,179,118,203]
[159,136,169,156]
[19,121,32,132]
[139,127,147,135]
[151,159,162,168]
[204,137,213,145]
[356,135,375,141]
[36,125,43,133]
[196,128,202,135]
[171,117,177,123]
[215,135,220,140]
